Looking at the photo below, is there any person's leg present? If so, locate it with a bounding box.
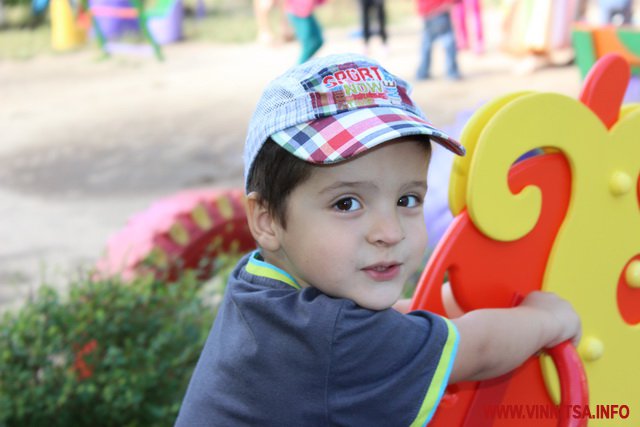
[275,0,295,42]
[376,0,388,45]
[621,1,633,24]
[612,0,633,24]
[360,0,372,52]
[416,17,435,79]
[254,0,275,44]
[306,14,324,59]
[598,0,633,24]
[288,13,323,64]
[439,11,461,79]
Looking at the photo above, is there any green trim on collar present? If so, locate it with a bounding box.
[245,250,301,290]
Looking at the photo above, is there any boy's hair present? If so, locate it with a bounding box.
[246,138,315,228]
[247,137,432,228]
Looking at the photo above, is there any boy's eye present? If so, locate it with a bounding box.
[333,197,362,212]
[398,195,420,208]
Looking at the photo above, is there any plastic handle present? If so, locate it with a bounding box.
[512,293,589,427]
[546,341,589,427]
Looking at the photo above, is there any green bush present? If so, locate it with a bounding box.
[0,269,227,427]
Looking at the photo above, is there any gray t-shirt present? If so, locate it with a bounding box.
[176,251,458,426]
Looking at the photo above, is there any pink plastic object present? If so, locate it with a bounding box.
[452,0,484,54]
[547,341,589,427]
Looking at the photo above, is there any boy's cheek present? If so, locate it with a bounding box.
[410,227,429,262]
[410,217,429,245]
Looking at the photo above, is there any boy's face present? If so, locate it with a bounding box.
[266,139,430,311]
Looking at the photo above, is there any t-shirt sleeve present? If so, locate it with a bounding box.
[327,303,458,427]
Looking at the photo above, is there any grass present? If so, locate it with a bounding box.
[0,23,55,60]
[183,9,258,44]
[0,0,415,61]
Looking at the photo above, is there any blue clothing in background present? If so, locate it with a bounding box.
[598,0,633,24]
[417,10,460,80]
[288,13,324,64]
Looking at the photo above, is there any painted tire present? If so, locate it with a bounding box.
[96,188,255,281]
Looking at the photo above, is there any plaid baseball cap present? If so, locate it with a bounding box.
[244,53,465,190]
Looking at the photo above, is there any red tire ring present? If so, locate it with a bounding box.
[96,188,255,281]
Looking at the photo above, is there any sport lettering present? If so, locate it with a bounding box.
[322,66,384,89]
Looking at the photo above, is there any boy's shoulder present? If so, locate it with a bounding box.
[179,252,459,426]
[226,251,347,325]
[226,252,453,343]
[225,252,407,332]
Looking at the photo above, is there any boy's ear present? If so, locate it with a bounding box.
[246,192,281,252]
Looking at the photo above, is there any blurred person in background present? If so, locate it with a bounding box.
[501,0,579,74]
[416,0,462,80]
[359,0,389,56]
[254,0,295,45]
[285,0,326,63]
[598,0,633,24]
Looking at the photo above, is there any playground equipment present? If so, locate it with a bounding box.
[89,0,183,61]
[50,0,89,51]
[146,0,183,45]
[572,23,640,103]
[97,54,639,425]
[48,0,182,59]
[572,24,640,78]
[412,53,639,425]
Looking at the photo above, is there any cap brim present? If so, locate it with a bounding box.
[271,106,465,164]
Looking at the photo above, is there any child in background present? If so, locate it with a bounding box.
[359,0,388,56]
[175,53,581,426]
[501,0,578,74]
[284,0,325,63]
[416,0,462,80]
[254,0,295,45]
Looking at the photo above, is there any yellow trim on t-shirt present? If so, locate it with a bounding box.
[409,318,459,427]
[245,250,301,290]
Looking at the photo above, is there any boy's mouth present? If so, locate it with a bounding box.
[362,262,402,281]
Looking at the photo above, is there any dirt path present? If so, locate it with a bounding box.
[0,15,583,311]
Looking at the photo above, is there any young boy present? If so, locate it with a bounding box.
[175,53,581,426]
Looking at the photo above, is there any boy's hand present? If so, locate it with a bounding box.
[521,291,582,348]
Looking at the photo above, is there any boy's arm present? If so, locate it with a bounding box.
[449,291,581,383]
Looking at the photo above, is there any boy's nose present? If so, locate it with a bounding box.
[366,211,405,247]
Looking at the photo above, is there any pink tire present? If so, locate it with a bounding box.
[96,188,255,281]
